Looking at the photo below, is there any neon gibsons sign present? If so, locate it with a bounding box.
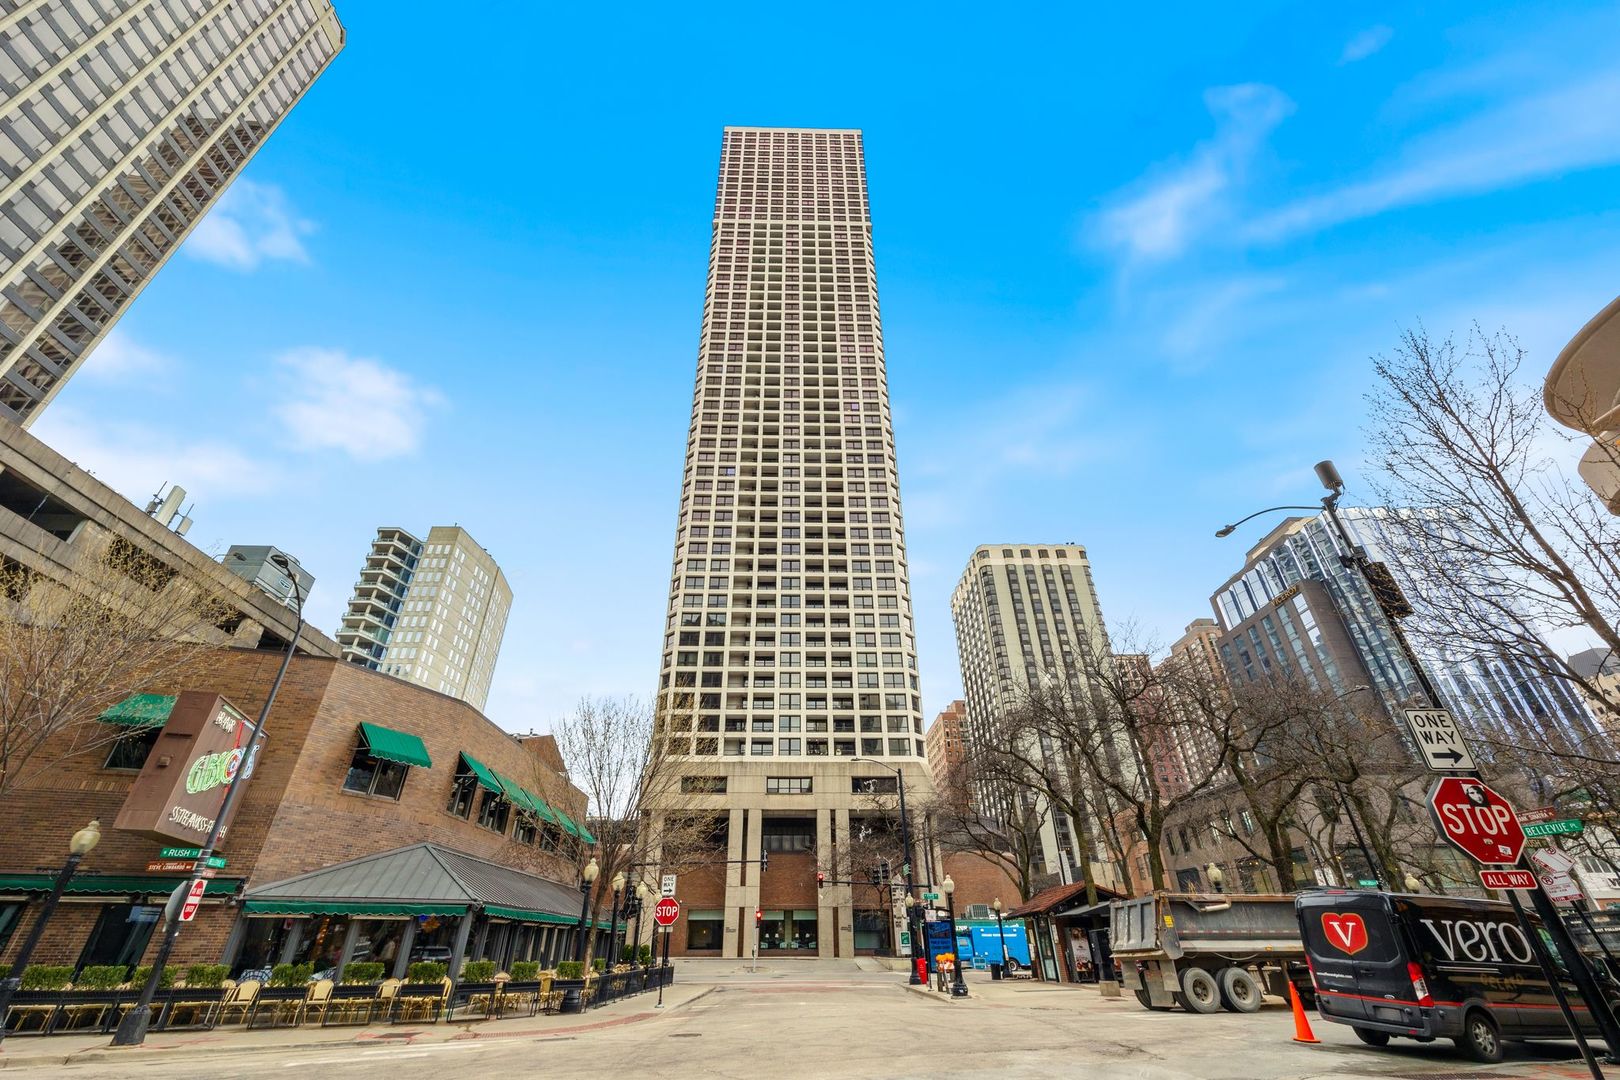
[185,748,244,795]
[1419,916,1534,964]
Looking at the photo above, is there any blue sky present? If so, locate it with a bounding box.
[32,2,1620,730]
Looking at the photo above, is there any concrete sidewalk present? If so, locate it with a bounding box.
[0,984,713,1070]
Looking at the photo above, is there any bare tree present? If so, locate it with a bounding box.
[924,754,1044,903]
[0,542,231,796]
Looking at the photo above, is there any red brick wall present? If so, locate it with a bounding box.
[942,852,1022,910]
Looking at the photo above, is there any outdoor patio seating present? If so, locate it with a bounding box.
[215,979,260,1025]
[244,981,310,1029]
[389,977,449,1023]
[321,982,386,1026]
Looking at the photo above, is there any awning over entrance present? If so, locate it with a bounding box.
[0,873,240,896]
[359,722,432,768]
[242,843,617,928]
[99,693,176,727]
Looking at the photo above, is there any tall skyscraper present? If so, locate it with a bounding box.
[651,127,932,960]
[0,0,344,424]
[950,543,1128,894]
[337,525,512,712]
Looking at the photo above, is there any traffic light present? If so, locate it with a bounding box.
[816,870,826,888]
[759,850,769,872]
[754,907,763,926]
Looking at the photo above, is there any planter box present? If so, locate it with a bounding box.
[246,985,308,1029]
[448,981,501,1021]
[494,980,542,1019]
[320,984,381,1027]
[552,977,586,1014]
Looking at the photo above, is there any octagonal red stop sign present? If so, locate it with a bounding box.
[1428,776,1526,865]
[653,897,681,926]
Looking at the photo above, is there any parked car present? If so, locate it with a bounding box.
[1297,888,1619,1062]
[409,945,452,965]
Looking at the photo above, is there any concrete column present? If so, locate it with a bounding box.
[816,806,835,959]
[334,919,361,978]
[724,806,749,959]
[471,919,489,962]
[835,805,855,959]
[447,911,475,982]
[219,912,249,970]
[392,920,416,981]
[277,920,304,965]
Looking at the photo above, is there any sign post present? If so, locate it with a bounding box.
[652,898,678,1010]
[1402,708,1477,772]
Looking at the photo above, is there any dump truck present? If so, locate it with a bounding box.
[1109,891,1309,1013]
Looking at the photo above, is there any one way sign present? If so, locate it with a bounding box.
[1403,708,1477,773]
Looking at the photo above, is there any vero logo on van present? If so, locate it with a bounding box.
[1322,913,1369,955]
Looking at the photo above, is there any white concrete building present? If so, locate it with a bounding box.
[337,525,511,711]
[0,0,344,422]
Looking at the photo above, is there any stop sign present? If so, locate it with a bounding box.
[1428,776,1526,865]
[653,897,681,926]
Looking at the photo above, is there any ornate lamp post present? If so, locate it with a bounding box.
[631,881,652,967]
[574,857,599,963]
[0,820,100,1047]
[992,897,1010,974]
[943,875,967,997]
[607,871,626,967]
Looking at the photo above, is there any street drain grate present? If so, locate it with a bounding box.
[669,1032,702,1038]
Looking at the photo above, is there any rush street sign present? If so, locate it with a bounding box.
[160,847,201,859]
[1402,709,1477,772]
[653,897,681,927]
[1428,777,1526,866]
[1480,869,1537,891]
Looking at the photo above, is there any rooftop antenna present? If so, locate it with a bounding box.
[143,482,168,516]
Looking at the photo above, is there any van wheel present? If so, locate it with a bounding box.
[1179,967,1223,1014]
[1353,1027,1391,1047]
[1458,1009,1504,1064]
[1132,988,1170,1011]
[1218,967,1263,1013]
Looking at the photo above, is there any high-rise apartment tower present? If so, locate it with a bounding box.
[651,127,932,960]
[0,0,344,423]
[337,525,512,712]
[950,543,1128,894]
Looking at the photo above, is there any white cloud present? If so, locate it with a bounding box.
[1248,70,1620,242]
[79,330,175,381]
[185,179,315,271]
[28,407,278,508]
[1340,25,1393,64]
[1094,84,1294,263]
[273,347,444,461]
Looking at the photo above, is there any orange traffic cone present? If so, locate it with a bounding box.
[1289,981,1320,1044]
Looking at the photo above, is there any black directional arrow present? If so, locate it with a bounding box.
[1431,748,1465,765]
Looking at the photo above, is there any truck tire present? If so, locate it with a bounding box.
[1353,1027,1391,1047]
[1218,967,1263,1013]
[1179,967,1223,1014]
[1133,988,1170,1011]
[1457,1009,1504,1064]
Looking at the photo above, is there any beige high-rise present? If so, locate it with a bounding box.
[651,127,933,961]
[0,0,344,423]
[337,525,512,712]
[950,544,1127,893]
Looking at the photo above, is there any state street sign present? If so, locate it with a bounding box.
[1428,776,1526,866]
[1402,709,1477,772]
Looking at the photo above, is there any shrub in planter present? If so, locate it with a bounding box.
[508,961,540,981]
[340,962,385,985]
[74,965,126,990]
[554,961,584,980]
[590,957,606,973]
[637,945,654,965]
[183,964,229,988]
[269,963,313,988]
[459,960,496,982]
[20,965,73,990]
[130,965,176,990]
[406,961,447,983]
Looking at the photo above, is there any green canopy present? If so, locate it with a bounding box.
[243,900,465,917]
[0,874,238,896]
[491,771,557,824]
[458,752,503,794]
[100,693,176,728]
[359,722,432,768]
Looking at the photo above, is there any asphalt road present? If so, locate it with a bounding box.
[15,966,1600,1080]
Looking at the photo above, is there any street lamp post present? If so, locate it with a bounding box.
[632,881,651,968]
[606,871,626,967]
[991,898,1009,975]
[574,857,599,963]
[0,820,100,1047]
[1207,864,1224,894]
[852,757,923,985]
[943,875,967,997]
[114,553,304,1047]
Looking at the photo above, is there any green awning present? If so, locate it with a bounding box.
[483,904,583,926]
[360,722,432,768]
[577,821,597,845]
[0,874,238,897]
[100,693,176,728]
[459,752,503,794]
[243,900,467,917]
[492,772,556,824]
[552,807,583,840]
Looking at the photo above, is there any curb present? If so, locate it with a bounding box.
[903,983,967,1005]
[0,987,714,1069]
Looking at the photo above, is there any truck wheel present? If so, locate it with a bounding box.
[1353,1027,1391,1047]
[1179,967,1223,1014]
[1457,1009,1504,1064]
[1218,967,1263,1013]
[1133,988,1169,1011]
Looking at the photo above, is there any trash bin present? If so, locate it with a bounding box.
[990,963,1004,981]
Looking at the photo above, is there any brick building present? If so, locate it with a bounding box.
[0,650,596,981]
[924,700,967,799]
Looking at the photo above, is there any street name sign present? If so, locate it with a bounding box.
[1517,807,1557,825]
[653,897,681,927]
[922,892,939,901]
[161,847,201,858]
[1480,869,1537,891]
[1524,819,1584,838]
[1402,708,1477,772]
[178,877,207,922]
[660,873,677,898]
[1428,777,1526,866]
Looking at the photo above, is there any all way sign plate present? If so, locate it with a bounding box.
[1480,868,1537,891]
[1403,708,1477,772]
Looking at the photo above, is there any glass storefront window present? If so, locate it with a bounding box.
[759,909,817,951]
[75,903,160,976]
[686,909,723,950]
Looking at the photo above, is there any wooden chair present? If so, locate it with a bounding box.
[298,979,334,1025]
[216,980,261,1025]
[538,973,563,1015]
[3,989,65,1034]
[321,982,383,1026]
[390,977,449,1024]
